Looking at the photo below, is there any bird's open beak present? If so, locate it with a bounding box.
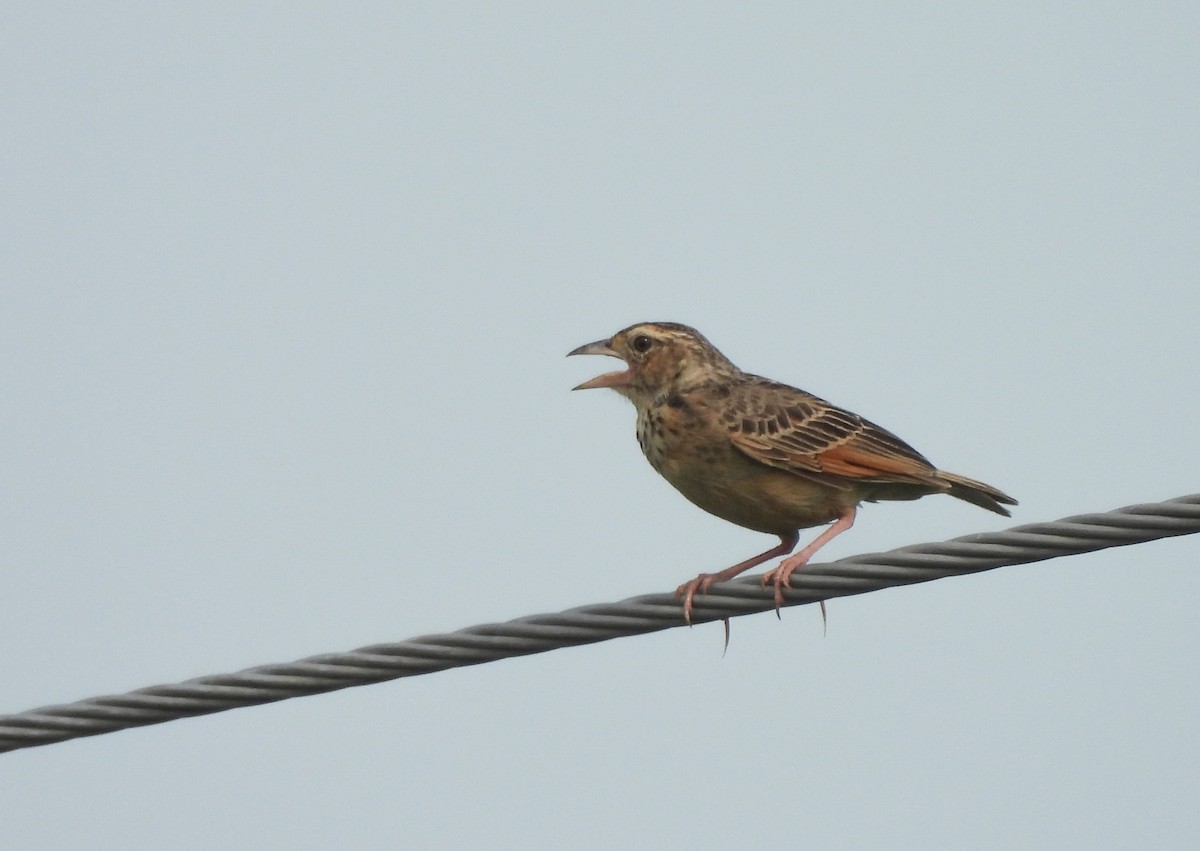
[567,339,632,390]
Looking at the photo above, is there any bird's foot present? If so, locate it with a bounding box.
[760,562,796,616]
[675,573,720,624]
[761,557,828,632]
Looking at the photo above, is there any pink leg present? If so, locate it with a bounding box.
[762,507,857,621]
[676,531,799,623]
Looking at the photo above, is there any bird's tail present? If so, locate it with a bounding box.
[936,471,1018,517]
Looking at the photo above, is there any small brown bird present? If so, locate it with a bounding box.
[569,322,1016,624]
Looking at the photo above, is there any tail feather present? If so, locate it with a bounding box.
[936,471,1018,517]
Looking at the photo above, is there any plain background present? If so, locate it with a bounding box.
[2,3,1197,849]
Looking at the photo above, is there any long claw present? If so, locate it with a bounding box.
[760,566,789,617]
[675,574,715,624]
[762,563,828,630]
[722,618,731,656]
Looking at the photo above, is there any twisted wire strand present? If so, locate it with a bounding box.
[2,493,1197,754]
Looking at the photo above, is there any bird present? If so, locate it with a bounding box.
[568,321,1016,625]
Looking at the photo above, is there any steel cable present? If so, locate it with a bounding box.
[2,493,1197,754]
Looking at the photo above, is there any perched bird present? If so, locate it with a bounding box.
[569,322,1016,624]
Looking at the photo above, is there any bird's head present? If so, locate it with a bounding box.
[568,322,738,404]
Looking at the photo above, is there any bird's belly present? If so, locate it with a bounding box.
[658,453,849,534]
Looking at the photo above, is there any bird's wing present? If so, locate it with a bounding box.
[724,377,947,490]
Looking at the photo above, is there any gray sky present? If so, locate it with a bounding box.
[3,4,1198,848]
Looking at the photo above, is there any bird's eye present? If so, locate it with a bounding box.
[632,335,653,354]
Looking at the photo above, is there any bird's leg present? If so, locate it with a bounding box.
[676,531,800,624]
[762,507,856,622]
